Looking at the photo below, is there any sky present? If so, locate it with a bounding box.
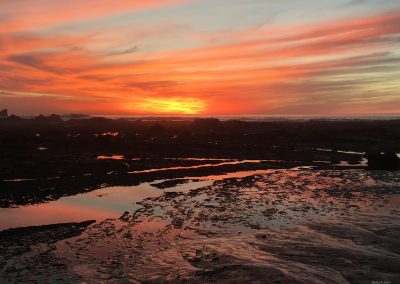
[0,0,400,116]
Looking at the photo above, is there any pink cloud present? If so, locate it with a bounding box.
[1,8,400,115]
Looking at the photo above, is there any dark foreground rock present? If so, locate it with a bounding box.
[0,220,95,282]
[0,109,8,118]
[367,151,400,170]
[1,117,400,207]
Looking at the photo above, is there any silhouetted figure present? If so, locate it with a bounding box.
[0,109,8,118]
[366,151,400,171]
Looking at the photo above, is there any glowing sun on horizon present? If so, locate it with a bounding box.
[129,97,206,115]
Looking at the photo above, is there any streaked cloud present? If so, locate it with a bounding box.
[0,0,399,115]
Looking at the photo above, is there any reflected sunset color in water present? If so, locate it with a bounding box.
[2,167,397,231]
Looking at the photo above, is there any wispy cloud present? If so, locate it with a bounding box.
[0,1,399,115]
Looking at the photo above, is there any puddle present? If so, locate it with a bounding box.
[97,155,125,160]
[1,168,400,284]
[94,132,119,137]
[0,184,160,230]
[0,169,272,230]
[0,168,288,231]
[1,167,399,232]
[316,148,365,155]
[164,158,235,161]
[101,132,119,136]
[127,160,262,174]
[3,176,61,182]
[3,178,37,182]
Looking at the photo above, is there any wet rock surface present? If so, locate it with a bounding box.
[367,151,400,170]
[1,118,399,207]
[1,118,400,283]
[0,220,95,283]
[1,169,399,283]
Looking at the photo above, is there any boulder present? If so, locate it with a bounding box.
[366,151,400,170]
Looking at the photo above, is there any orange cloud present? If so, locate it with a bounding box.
[0,0,196,32]
[1,7,400,115]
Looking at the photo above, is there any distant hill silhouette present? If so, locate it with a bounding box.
[34,114,63,122]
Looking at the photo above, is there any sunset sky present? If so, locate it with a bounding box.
[1,0,400,115]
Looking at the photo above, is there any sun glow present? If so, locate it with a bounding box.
[129,97,206,115]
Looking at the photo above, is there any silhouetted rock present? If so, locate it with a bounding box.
[149,123,166,135]
[1,117,400,207]
[366,151,400,170]
[62,113,91,120]
[34,114,47,121]
[6,115,22,121]
[177,130,193,142]
[48,114,63,122]
[0,109,8,118]
[34,114,62,122]
[192,118,221,131]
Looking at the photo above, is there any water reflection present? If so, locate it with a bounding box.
[101,132,119,137]
[97,155,125,160]
[128,160,262,174]
[316,148,365,155]
[164,158,234,161]
[1,167,397,232]
[0,169,274,230]
[0,184,160,230]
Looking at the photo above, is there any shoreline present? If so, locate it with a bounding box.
[0,118,399,282]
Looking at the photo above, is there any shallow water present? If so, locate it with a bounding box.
[0,169,275,230]
[1,166,400,283]
[1,166,398,231]
[316,148,367,156]
[0,184,157,230]
[97,155,125,160]
[127,160,263,174]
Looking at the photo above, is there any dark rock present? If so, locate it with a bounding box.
[6,114,22,121]
[119,211,130,221]
[0,109,8,118]
[48,114,63,122]
[366,151,400,171]
[192,118,221,131]
[164,192,184,198]
[172,218,184,228]
[34,114,47,121]
[34,114,63,122]
[62,113,91,120]
[149,123,166,136]
[255,233,267,239]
